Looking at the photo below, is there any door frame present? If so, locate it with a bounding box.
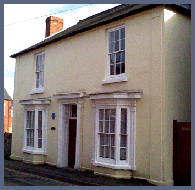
[56,97,83,169]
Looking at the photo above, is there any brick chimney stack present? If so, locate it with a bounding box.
[45,16,64,38]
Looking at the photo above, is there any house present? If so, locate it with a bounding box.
[10,4,191,186]
[4,88,13,133]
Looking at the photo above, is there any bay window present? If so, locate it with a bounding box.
[90,91,142,170]
[22,104,48,154]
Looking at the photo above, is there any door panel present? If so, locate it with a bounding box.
[68,119,77,168]
[173,121,191,186]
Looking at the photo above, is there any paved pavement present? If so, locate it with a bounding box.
[4,167,77,186]
[4,158,155,186]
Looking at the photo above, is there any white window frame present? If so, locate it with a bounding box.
[97,106,116,166]
[93,104,134,169]
[30,52,45,94]
[102,25,127,84]
[22,105,48,155]
[90,92,141,171]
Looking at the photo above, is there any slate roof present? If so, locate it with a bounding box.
[10,4,191,58]
[4,88,12,101]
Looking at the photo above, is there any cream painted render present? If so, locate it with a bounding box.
[11,5,191,186]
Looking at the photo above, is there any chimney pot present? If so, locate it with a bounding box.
[45,16,64,38]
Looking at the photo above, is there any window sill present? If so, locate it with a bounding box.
[22,148,45,155]
[30,88,44,95]
[101,76,127,84]
[92,160,136,170]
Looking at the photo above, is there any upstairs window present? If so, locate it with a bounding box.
[35,52,45,89]
[108,26,125,76]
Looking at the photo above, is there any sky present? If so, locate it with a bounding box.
[4,4,119,99]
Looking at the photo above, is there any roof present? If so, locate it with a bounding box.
[10,4,191,58]
[4,88,12,101]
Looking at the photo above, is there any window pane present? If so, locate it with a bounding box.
[100,134,105,145]
[26,112,30,128]
[39,72,43,87]
[105,109,110,120]
[38,139,42,148]
[31,129,34,139]
[116,64,121,75]
[27,130,30,137]
[111,135,115,146]
[111,147,115,159]
[31,112,35,129]
[70,105,77,117]
[27,138,29,146]
[109,42,114,53]
[110,121,115,133]
[99,121,103,132]
[120,148,126,160]
[109,31,114,42]
[121,27,125,39]
[121,62,125,74]
[121,121,127,134]
[121,51,125,62]
[41,53,45,71]
[120,135,127,147]
[38,130,42,138]
[30,137,34,147]
[121,108,127,134]
[110,54,115,64]
[116,52,121,63]
[99,109,104,120]
[110,64,114,75]
[121,39,125,50]
[115,41,119,52]
[38,111,42,130]
[39,54,42,65]
[36,57,40,72]
[41,62,44,72]
[115,30,119,41]
[100,146,104,158]
[110,109,115,120]
[105,135,109,145]
[105,121,109,133]
[121,109,127,121]
[36,73,39,88]
[105,146,110,158]
[42,72,44,87]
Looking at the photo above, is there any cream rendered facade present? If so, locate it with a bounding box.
[11,5,191,186]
